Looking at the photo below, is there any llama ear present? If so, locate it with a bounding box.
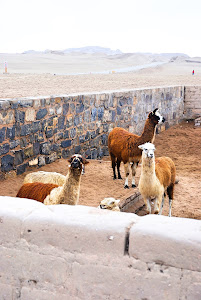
[153,108,158,114]
[82,158,89,165]
[138,145,144,150]
[116,199,120,204]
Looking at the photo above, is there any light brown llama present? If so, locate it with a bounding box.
[138,142,176,217]
[16,154,89,205]
[108,108,165,188]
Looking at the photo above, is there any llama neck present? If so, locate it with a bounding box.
[62,167,82,205]
[139,118,156,144]
[141,157,156,179]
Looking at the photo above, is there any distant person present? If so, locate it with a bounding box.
[192,70,194,75]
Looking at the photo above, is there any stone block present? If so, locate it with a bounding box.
[74,114,80,126]
[29,157,38,166]
[1,154,14,172]
[61,140,71,148]
[14,150,24,166]
[55,106,62,115]
[70,128,76,138]
[0,127,6,143]
[0,143,9,156]
[55,132,64,142]
[0,197,44,246]
[0,111,15,125]
[79,135,85,144]
[97,107,104,120]
[58,115,65,130]
[21,287,71,300]
[0,100,10,110]
[20,124,32,136]
[129,215,201,272]
[35,133,44,142]
[0,283,13,299]
[21,204,138,257]
[45,128,54,138]
[10,139,20,149]
[0,247,69,287]
[25,108,35,122]
[20,137,28,148]
[63,103,69,115]
[32,121,41,133]
[61,148,72,159]
[38,156,46,167]
[17,162,28,175]
[91,107,97,121]
[45,152,57,164]
[19,99,33,107]
[76,103,84,114]
[36,108,48,120]
[74,145,81,153]
[40,142,51,155]
[24,146,34,159]
[15,110,25,123]
[33,142,40,155]
[84,110,90,122]
[6,126,15,140]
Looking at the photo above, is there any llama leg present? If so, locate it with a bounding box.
[124,162,130,188]
[146,199,151,214]
[117,159,122,179]
[111,155,116,179]
[168,199,173,217]
[167,184,174,217]
[131,162,138,188]
[159,194,165,215]
[154,197,161,214]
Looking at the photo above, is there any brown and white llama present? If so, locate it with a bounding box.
[138,142,176,217]
[98,198,120,211]
[16,154,89,205]
[108,108,165,188]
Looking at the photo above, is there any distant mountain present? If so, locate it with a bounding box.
[22,50,42,54]
[22,48,190,59]
[63,46,122,55]
[157,53,189,58]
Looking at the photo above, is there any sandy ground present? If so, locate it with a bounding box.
[0,121,200,220]
[1,53,201,99]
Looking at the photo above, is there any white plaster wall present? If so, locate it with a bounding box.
[0,196,201,300]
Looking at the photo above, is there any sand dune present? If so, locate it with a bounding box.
[0,52,201,99]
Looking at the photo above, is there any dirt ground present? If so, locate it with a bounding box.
[0,121,200,220]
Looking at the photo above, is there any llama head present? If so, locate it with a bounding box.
[68,154,89,171]
[98,197,120,211]
[148,108,165,125]
[138,142,155,159]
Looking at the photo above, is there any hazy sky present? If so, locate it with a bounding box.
[1,0,201,56]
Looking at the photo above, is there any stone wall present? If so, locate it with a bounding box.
[184,86,201,119]
[0,86,185,178]
[0,197,200,300]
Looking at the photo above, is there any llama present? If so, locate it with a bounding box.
[108,108,165,188]
[23,155,86,186]
[16,154,89,205]
[138,142,176,217]
[23,171,66,186]
[98,198,120,211]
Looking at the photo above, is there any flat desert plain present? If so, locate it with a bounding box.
[1,52,201,98]
[0,52,200,219]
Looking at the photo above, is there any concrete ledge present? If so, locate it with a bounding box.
[130,214,201,272]
[0,196,201,299]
